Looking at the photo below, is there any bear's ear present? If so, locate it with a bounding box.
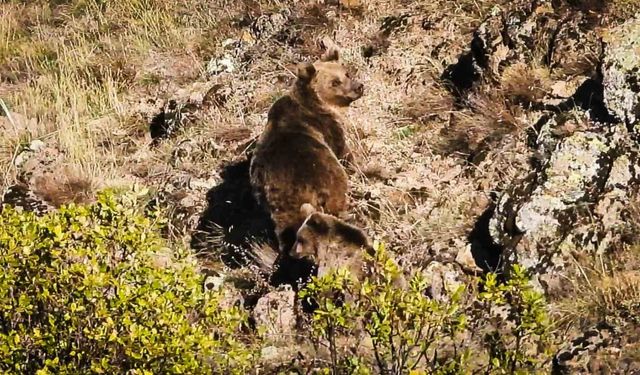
[319,36,340,62]
[300,203,316,217]
[320,47,340,62]
[296,62,316,83]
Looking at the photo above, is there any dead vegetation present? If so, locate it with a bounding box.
[32,169,95,207]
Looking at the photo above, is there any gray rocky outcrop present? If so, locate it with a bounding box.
[252,287,297,339]
[442,1,599,96]
[602,17,640,126]
[487,15,640,290]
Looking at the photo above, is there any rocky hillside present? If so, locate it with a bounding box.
[1,0,640,373]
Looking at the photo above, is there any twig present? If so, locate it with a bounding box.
[0,99,20,188]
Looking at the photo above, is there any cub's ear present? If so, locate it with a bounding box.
[320,47,340,62]
[319,36,340,62]
[300,203,316,217]
[296,62,316,82]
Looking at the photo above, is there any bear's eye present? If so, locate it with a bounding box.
[331,79,341,87]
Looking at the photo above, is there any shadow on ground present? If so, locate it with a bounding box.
[190,158,277,268]
[468,204,503,273]
[190,157,316,291]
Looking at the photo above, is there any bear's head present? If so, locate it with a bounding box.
[290,203,371,277]
[296,46,364,107]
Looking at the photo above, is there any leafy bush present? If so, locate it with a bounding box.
[0,189,257,374]
[300,242,468,374]
[300,243,552,374]
[477,265,552,374]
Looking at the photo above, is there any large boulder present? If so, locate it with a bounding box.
[252,287,297,340]
[487,16,640,290]
[602,17,640,126]
[490,119,636,287]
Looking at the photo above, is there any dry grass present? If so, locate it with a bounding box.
[32,168,96,207]
[556,257,640,327]
[555,196,640,327]
[0,0,221,187]
[1,0,632,265]
[500,62,553,105]
[0,0,514,194]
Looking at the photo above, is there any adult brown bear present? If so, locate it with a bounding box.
[250,44,364,287]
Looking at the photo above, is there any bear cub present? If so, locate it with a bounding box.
[250,45,364,260]
[290,204,407,296]
[290,203,373,281]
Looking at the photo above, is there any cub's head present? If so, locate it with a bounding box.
[296,44,364,107]
[290,204,371,268]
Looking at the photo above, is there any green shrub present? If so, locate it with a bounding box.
[477,265,552,374]
[300,242,468,375]
[0,189,257,374]
[300,243,552,374]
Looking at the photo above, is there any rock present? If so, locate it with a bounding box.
[219,286,245,311]
[248,9,292,41]
[422,261,463,300]
[207,55,235,75]
[483,15,640,289]
[1,185,52,215]
[442,2,598,97]
[546,12,600,77]
[20,144,62,180]
[149,100,184,143]
[14,139,47,168]
[455,244,482,273]
[204,274,226,291]
[552,321,619,374]
[490,118,636,285]
[149,82,221,143]
[252,287,297,340]
[260,346,281,362]
[602,17,640,126]
[15,143,94,207]
[5,134,95,208]
[203,272,244,310]
[202,84,232,107]
[13,150,30,168]
[259,345,305,372]
[28,139,45,152]
[489,110,636,292]
[379,13,411,36]
[147,173,211,237]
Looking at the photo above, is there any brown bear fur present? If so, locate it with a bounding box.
[289,204,406,290]
[249,46,364,258]
[290,204,373,281]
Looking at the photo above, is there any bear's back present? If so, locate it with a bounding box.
[265,94,348,160]
[249,93,350,255]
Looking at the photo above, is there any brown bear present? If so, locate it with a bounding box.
[290,203,373,281]
[249,203,373,288]
[289,204,406,298]
[249,45,364,264]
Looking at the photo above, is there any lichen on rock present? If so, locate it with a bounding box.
[493,123,615,271]
[482,14,640,292]
[602,17,640,126]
